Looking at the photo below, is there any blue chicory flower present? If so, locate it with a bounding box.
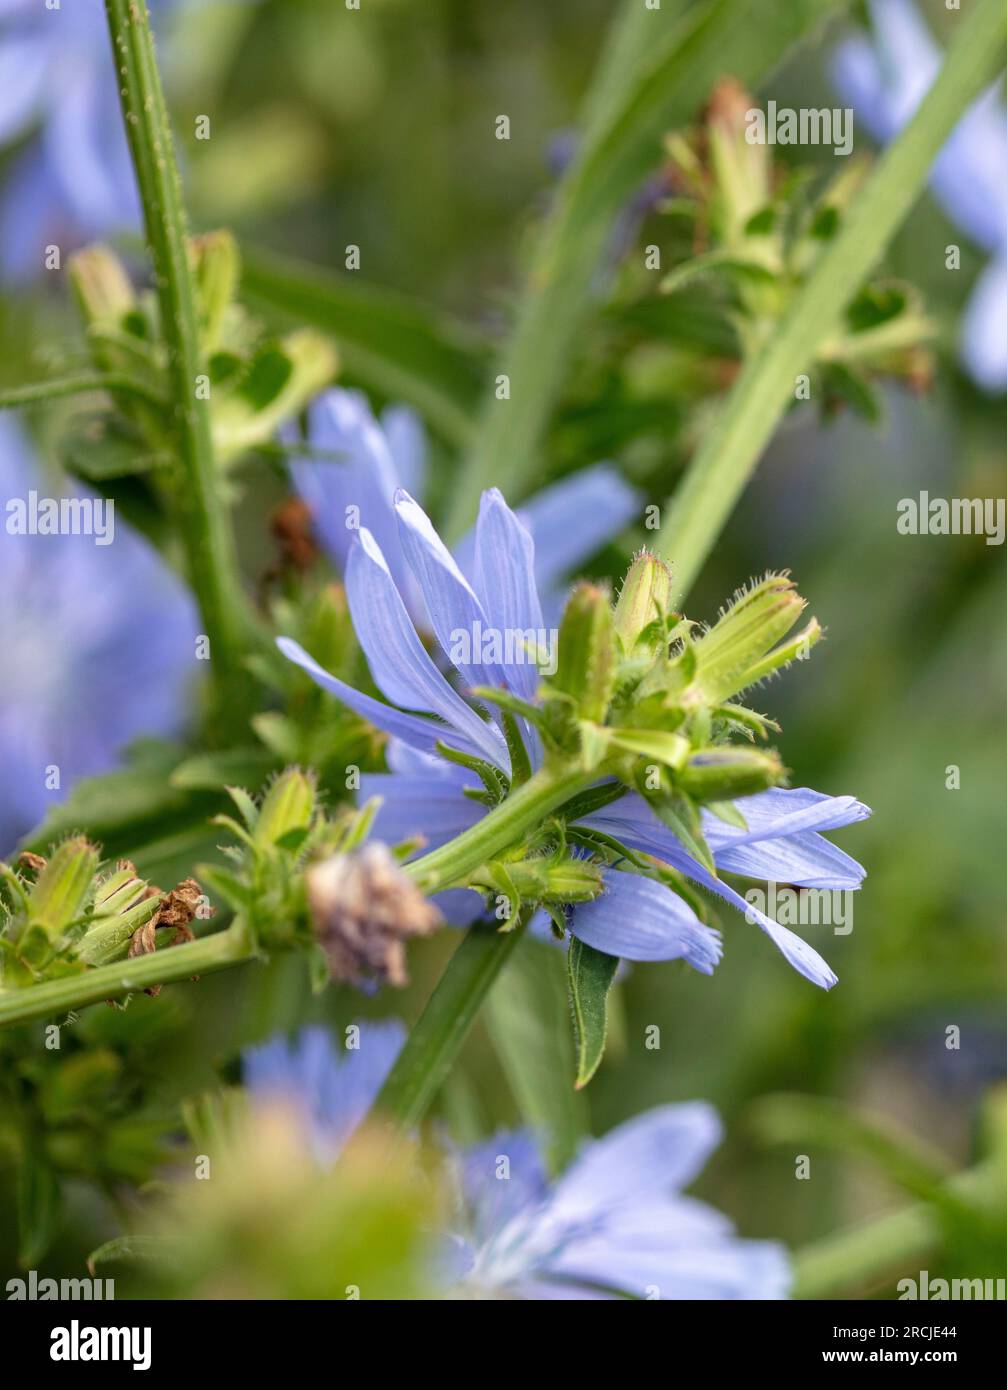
[277,483,869,989]
[831,0,1007,391]
[0,0,153,279]
[0,416,199,852]
[287,387,641,625]
[244,1020,791,1300]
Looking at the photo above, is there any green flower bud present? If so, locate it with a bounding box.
[255,768,316,849]
[614,551,672,658]
[706,77,771,247]
[191,229,241,352]
[503,857,604,904]
[553,582,616,724]
[676,748,784,802]
[28,838,100,939]
[77,861,163,967]
[68,247,136,330]
[693,573,815,702]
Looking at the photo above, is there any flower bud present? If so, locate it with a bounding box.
[553,582,616,724]
[68,247,136,330]
[614,551,672,658]
[676,748,784,802]
[191,229,240,352]
[255,769,316,850]
[503,857,604,905]
[693,574,814,702]
[306,843,441,988]
[28,837,100,939]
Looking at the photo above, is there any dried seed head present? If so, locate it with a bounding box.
[306,844,442,989]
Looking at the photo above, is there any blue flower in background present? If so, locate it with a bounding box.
[831,0,1007,391]
[453,1108,789,1299]
[0,416,198,851]
[244,1021,790,1300]
[243,1021,406,1162]
[288,387,641,626]
[278,485,869,989]
[0,0,152,279]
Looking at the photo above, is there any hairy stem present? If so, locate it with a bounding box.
[404,765,597,894]
[0,920,256,1029]
[104,0,250,711]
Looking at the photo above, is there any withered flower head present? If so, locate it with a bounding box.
[306,844,442,989]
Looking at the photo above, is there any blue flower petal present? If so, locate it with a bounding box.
[277,635,465,760]
[551,1103,723,1217]
[394,488,501,691]
[345,528,509,769]
[569,870,722,972]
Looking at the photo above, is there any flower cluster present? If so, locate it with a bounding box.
[279,481,869,992]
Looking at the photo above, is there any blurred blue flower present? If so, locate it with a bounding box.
[831,0,1007,391]
[277,486,869,989]
[243,1020,406,1163]
[287,387,641,625]
[0,0,153,279]
[244,1020,789,1300]
[453,1107,789,1299]
[0,416,198,851]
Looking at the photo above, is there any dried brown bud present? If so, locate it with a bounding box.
[306,844,442,988]
[128,877,212,993]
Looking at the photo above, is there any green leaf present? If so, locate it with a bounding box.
[242,250,488,448]
[567,937,620,1089]
[484,935,587,1171]
[656,0,1007,600]
[444,0,851,536]
[17,1161,61,1267]
[170,747,278,791]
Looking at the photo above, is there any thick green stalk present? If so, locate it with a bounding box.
[656,0,1007,600]
[0,920,255,1029]
[104,0,249,707]
[377,915,529,1132]
[792,1164,1002,1299]
[403,765,596,894]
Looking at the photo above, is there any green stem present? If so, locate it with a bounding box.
[656,0,1007,601]
[0,374,166,410]
[0,920,256,1029]
[404,765,596,894]
[792,1164,1002,1299]
[377,915,529,1131]
[104,0,250,709]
